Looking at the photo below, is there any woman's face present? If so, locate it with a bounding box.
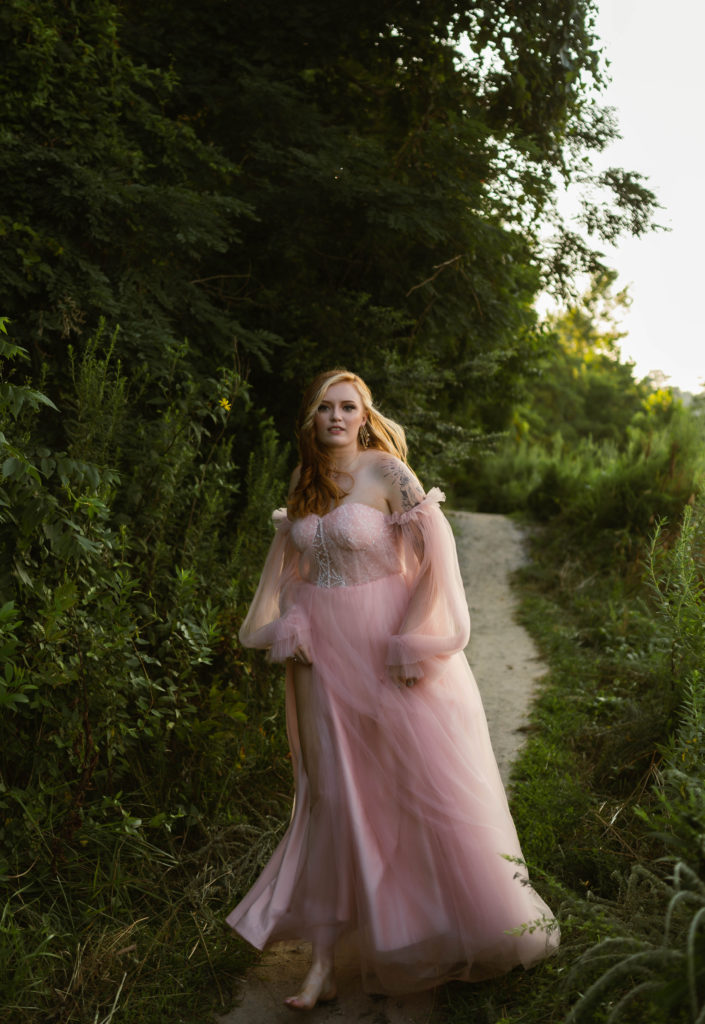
[313,381,367,451]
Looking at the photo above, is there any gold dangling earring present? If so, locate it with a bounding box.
[359,424,370,448]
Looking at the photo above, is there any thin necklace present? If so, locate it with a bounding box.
[331,450,362,476]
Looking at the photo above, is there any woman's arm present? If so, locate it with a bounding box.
[375,454,425,515]
[385,489,471,689]
[372,456,426,685]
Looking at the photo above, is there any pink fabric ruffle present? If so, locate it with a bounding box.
[238,510,310,661]
[386,487,470,683]
[386,485,446,524]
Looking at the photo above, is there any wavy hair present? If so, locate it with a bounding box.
[288,369,408,519]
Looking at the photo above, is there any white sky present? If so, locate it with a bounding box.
[578,0,705,392]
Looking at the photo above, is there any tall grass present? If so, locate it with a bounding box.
[469,401,704,539]
[0,321,293,1021]
[561,502,705,1023]
[441,486,705,1024]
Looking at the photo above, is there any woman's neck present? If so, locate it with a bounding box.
[330,446,362,475]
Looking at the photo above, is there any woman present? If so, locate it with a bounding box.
[227,369,559,1010]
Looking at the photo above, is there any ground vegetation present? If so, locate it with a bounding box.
[1,2,697,1021]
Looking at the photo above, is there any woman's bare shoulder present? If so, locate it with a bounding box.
[370,452,424,513]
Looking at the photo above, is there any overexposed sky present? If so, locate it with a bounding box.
[583,0,705,391]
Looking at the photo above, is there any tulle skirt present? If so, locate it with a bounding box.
[227,573,558,994]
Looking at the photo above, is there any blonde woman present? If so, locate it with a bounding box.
[227,369,558,1010]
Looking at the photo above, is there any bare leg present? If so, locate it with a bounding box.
[284,661,337,1010]
[292,660,321,796]
[284,943,336,1011]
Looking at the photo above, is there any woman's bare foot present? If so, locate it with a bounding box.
[284,962,336,1011]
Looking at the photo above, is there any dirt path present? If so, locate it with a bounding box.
[218,512,547,1024]
[450,511,546,787]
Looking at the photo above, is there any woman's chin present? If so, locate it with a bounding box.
[320,435,349,447]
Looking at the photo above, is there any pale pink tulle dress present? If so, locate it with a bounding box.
[226,489,559,993]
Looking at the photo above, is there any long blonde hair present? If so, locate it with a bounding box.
[288,369,408,519]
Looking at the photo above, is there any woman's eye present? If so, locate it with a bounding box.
[343,405,356,411]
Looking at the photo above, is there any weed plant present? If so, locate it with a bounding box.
[0,320,293,1022]
[560,504,705,1024]
[5,308,704,1021]
[442,484,705,1023]
[471,402,704,536]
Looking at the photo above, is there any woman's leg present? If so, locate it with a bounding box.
[292,660,321,804]
[284,660,337,1010]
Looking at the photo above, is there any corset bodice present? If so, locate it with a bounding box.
[289,503,402,588]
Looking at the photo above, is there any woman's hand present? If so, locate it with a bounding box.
[388,666,417,689]
[291,645,312,666]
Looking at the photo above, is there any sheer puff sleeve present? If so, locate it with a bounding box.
[238,509,311,663]
[386,488,470,684]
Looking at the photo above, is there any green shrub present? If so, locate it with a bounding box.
[0,320,292,1020]
[564,862,705,1024]
[472,404,704,541]
[526,497,705,1023]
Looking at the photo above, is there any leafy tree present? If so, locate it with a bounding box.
[0,5,673,1016]
[0,0,271,387]
[520,272,651,447]
[462,273,705,529]
[1,0,661,466]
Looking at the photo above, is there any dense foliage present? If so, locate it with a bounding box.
[1,0,659,455]
[463,273,704,534]
[0,1,696,1022]
[441,272,705,1023]
[441,492,705,1024]
[0,318,294,1020]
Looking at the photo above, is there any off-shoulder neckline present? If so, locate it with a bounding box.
[278,487,445,525]
[318,502,388,521]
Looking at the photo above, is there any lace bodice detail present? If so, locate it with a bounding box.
[239,489,470,678]
[289,503,401,588]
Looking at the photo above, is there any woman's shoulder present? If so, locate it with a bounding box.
[363,448,406,475]
[365,450,424,514]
